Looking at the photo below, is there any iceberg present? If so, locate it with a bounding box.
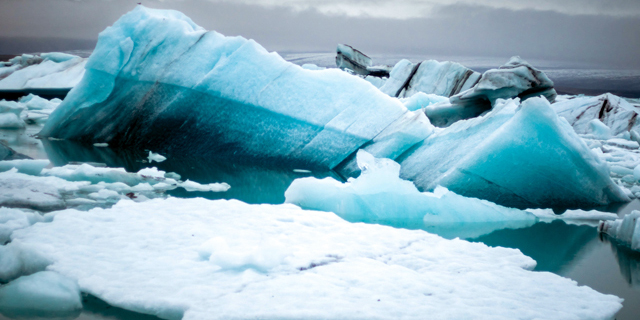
[286,150,537,226]
[552,93,640,137]
[8,197,623,319]
[599,211,640,252]
[0,53,86,90]
[450,56,557,108]
[392,97,628,209]
[40,7,414,170]
[379,58,480,98]
[335,44,390,77]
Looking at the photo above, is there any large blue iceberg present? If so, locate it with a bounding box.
[40,6,627,208]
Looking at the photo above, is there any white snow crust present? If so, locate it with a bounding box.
[9,197,623,320]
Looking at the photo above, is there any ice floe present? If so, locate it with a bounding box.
[287,150,537,225]
[599,210,640,252]
[0,53,86,89]
[6,197,623,319]
[0,160,229,211]
[0,94,62,128]
[0,271,82,317]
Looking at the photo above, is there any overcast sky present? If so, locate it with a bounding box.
[1,0,639,68]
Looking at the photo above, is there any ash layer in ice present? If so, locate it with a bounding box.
[39,6,626,209]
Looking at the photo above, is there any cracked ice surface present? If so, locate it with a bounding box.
[10,198,623,320]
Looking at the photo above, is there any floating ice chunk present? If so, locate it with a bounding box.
[0,113,25,129]
[0,271,82,317]
[588,119,612,139]
[606,138,639,149]
[148,151,167,163]
[0,169,66,211]
[450,56,556,113]
[379,59,480,98]
[553,93,640,137]
[287,150,537,225]
[9,197,622,319]
[40,8,413,170]
[0,53,86,89]
[180,179,230,192]
[400,92,449,111]
[599,211,640,251]
[335,44,391,77]
[0,159,50,175]
[88,189,122,200]
[93,142,109,147]
[19,94,62,110]
[0,208,43,244]
[396,97,628,208]
[0,242,50,282]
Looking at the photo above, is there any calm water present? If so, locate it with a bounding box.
[1,137,639,320]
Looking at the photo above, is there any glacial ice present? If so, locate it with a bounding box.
[41,7,415,170]
[394,97,628,209]
[0,271,82,317]
[553,93,640,137]
[287,150,537,225]
[0,53,86,89]
[599,211,640,252]
[8,197,623,319]
[0,241,50,282]
[450,56,557,108]
[378,58,480,98]
[0,94,62,128]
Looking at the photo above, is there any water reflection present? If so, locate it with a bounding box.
[602,235,640,291]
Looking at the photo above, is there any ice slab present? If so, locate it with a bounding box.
[0,241,50,282]
[599,211,640,252]
[10,197,623,320]
[0,207,44,244]
[0,94,62,127]
[287,150,537,226]
[448,56,556,115]
[0,161,229,212]
[0,53,86,89]
[553,93,640,137]
[395,97,628,209]
[379,59,480,98]
[41,7,414,170]
[0,271,82,318]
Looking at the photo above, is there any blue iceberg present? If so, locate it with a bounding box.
[40,6,627,208]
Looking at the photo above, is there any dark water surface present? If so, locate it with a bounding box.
[1,140,638,320]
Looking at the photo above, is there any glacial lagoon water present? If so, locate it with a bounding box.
[1,135,639,320]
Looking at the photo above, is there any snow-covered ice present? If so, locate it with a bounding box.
[0,271,82,317]
[7,197,623,319]
[0,94,62,127]
[599,210,640,252]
